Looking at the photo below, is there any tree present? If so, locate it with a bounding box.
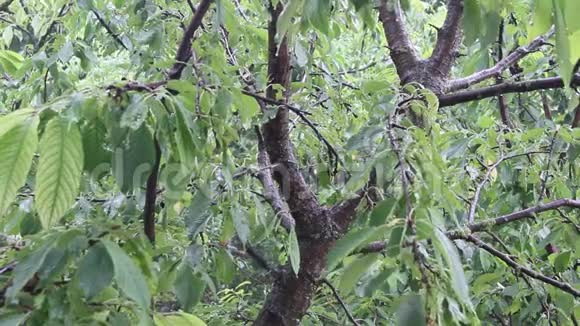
[0,0,578,325]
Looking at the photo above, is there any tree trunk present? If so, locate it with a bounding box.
[253,238,335,325]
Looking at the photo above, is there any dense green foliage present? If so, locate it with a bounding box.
[0,0,578,325]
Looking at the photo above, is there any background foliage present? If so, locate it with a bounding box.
[0,0,578,325]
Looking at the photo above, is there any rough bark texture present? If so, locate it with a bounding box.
[377,0,420,84]
[253,3,341,324]
[378,0,463,95]
[254,218,336,325]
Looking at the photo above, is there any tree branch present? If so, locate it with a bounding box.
[359,198,580,254]
[260,1,321,224]
[439,74,580,107]
[447,28,554,92]
[428,0,463,79]
[377,0,420,83]
[143,137,161,243]
[572,100,580,128]
[255,127,296,231]
[461,234,580,297]
[167,0,212,80]
[460,198,580,235]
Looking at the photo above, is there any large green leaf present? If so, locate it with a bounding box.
[338,253,379,294]
[36,118,84,228]
[288,227,301,275]
[102,240,151,309]
[397,295,426,326]
[0,116,38,216]
[463,0,482,46]
[112,125,155,193]
[81,120,111,173]
[433,229,472,310]
[174,263,206,312]
[77,243,114,299]
[326,228,376,272]
[553,0,572,87]
[529,0,553,40]
[0,108,35,139]
[5,241,52,300]
[154,312,206,326]
[303,0,331,34]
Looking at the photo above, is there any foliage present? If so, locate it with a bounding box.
[0,0,578,325]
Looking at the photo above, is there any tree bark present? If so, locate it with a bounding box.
[254,233,335,325]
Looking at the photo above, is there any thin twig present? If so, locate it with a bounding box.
[467,150,549,223]
[242,90,344,174]
[91,9,128,50]
[539,131,558,201]
[462,234,579,297]
[321,279,360,326]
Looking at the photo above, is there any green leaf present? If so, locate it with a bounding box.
[0,116,38,216]
[463,0,482,45]
[82,120,111,173]
[397,295,426,326]
[369,198,398,226]
[236,92,260,124]
[0,312,28,326]
[212,89,232,119]
[154,312,206,326]
[277,0,303,39]
[184,187,212,237]
[338,253,379,294]
[77,243,114,299]
[433,229,472,309]
[529,0,553,40]
[167,80,197,96]
[0,50,24,76]
[565,0,580,32]
[0,108,35,139]
[174,105,197,171]
[215,248,235,284]
[5,241,52,300]
[553,0,572,87]
[304,0,331,34]
[174,264,206,312]
[553,250,571,272]
[326,228,375,271]
[288,227,300,275]
[120,94,148,130]
[232,204,250,245]
[36,118,83,228]
[101,240,151,309]
[112,125,155,193]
